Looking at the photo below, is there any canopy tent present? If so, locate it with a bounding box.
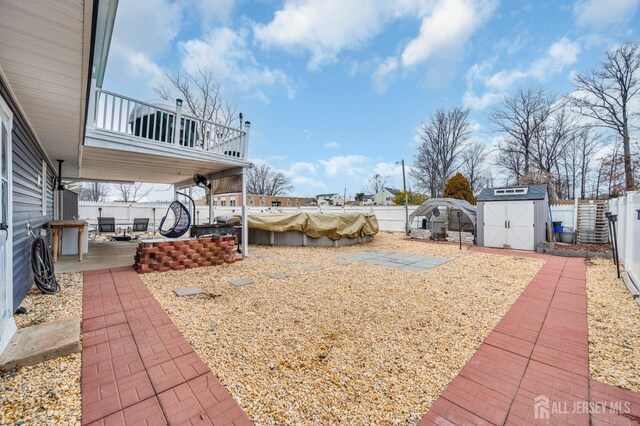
[409,198,477,226]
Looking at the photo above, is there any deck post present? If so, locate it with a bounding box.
[173,99,183,145]
[241,167,249,256]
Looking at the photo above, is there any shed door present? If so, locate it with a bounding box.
[484,201,508,248]
[506,201,534,250]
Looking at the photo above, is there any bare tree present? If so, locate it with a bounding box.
[364,173,389,195]
[460,141,488,192]
[246,164,293,195]
[155,67,237,127]
[531,105,576,175]
[495,143,525,184]
[568,42,640,191]
[411,107,471,197]
[575,128,605,199]
[112,182,154,203]
[490,87,555,175]
[80,182,110,202]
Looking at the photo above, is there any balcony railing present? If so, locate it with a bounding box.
[88,86,249,160]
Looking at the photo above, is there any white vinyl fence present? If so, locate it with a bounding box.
[78,202,422,233]
[609,192,640,292]
[78,201,578,234]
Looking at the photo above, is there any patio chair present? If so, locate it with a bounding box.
[95,217,116,240]
[129,218,150,237]
[159,201,191,238]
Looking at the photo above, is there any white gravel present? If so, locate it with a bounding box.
[142,233,542,424]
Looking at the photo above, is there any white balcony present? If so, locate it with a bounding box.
[82,83,251,184]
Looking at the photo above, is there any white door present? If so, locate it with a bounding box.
[506,201,535,250]
[484,201,508,248]
[0,97,15,354]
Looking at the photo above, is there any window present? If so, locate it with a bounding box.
[230,197,236,207]
[494,187,528,196]
[212,198,217,206]
[221,199,226,207]
[287,199,291,206]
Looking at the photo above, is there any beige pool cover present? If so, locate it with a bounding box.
[248,212,379,240]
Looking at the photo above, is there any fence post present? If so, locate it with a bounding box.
[624,192,636,269]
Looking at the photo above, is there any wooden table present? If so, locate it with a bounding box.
[50,220,88,262]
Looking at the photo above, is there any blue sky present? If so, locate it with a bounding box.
[103,0,640,199]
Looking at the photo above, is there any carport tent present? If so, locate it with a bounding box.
[409,198,477,228]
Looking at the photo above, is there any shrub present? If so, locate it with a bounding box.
[443,173,476,204]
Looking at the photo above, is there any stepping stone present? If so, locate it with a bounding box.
[269,272,288,279]
[303,266,322,271]
[173,287,203,297]
[281,260,296,265]
[229,278,254,286]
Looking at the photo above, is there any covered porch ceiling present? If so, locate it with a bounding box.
[79,145,249,184]
[0,0,98,176]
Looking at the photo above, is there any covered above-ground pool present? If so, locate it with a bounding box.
[248,212,379,247]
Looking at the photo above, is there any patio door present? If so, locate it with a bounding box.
[0,97,15,354]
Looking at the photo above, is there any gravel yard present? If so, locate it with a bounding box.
[0,273,82,425]
[586,258,640,393]
[142,233,543,424]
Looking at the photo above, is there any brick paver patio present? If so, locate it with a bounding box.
[421,251,640,426]
[80,255,640,425]
[81,267,252,425]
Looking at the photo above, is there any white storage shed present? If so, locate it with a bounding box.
[476,185,549,251]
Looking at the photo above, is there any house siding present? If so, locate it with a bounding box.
[1,76,55,312]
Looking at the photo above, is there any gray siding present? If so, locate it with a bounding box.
[1,76,55,312]
[533,195,550,248]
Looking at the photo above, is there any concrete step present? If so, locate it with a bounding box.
[0,316,81,372]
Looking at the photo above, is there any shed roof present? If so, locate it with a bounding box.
[476,185,548,202]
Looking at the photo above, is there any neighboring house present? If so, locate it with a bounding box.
[0,1,252,354]
[315,193,344,206]
[374,187,400,205]
[305,197,318,206]
[362,194,375,206]
[212,193,306,208]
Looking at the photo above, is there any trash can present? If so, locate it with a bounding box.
[552,221,563,234]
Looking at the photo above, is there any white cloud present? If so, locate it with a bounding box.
[371,57,398,94]
[110,0,181,56]
[287,162,317,174]
[292,176,327,189]
[179,27,294,102]
[462,90,504,109]
[319,155,369,177]
[253,0,389,70]
[186,0,237,27]
[374,162,403,177]
[463,38,581,110]
[323,141,340,149]
[253,0,496,72]
[575,0,639,28]
[401,0,498,68]
[529,38,581,79]
[105,0,181,94]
